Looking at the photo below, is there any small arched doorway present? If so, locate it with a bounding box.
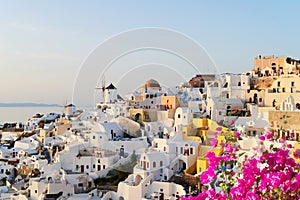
[135,113,141,121]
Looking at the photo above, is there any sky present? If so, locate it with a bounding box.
[0,1,299,106]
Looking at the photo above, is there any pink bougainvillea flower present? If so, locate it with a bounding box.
[259,135,265,141]
[230,120,234,126]
[216,127,222,132]
[186,128,300,200]
[212,132,218,137]
[294,149,300,159]
[234,132,240,138]
[266,132,274,140]
[224,144,233,153]
[278,138,285,143]
[210,138,218,148]
[200,169,216,184]
[287,144,293,148]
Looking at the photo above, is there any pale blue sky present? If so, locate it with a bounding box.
[0,1,299,106]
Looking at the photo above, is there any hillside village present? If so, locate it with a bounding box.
[1,55,300,200]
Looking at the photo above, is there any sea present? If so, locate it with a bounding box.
[0,106,64,124]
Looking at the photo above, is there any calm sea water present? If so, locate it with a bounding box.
[0,107,64,124]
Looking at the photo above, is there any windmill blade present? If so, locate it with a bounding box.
[102,79,106,98]
[95,78,106,102]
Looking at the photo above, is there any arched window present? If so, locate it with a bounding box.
[153,161,156,168]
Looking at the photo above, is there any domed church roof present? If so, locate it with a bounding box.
[145,79,161,89]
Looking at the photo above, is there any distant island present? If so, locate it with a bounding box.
[0,103,61,107]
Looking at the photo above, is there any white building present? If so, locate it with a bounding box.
[72,148,119,173]
[207,74,250,100]
[207,97,244,125]
[174,107,193,132]
[116,179,185,200]
[28,170,95,200]
[235,104,269,137]
[65,104,76,117]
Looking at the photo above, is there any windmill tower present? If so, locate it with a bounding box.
[104,83,117,103]
[95,78,118,104]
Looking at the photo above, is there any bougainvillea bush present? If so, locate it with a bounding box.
[182,129,300,200]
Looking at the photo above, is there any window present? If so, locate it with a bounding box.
[153,162,156,168]
[103,165,105,169]
[93,135,95,139]
[160,161,163,166]
[164,147,166,151]
[259,98,262,102]
[35,190,37,194]
[147,162,149,168]
[291,82,295,87]
[238,82,241,86]
[93,164,95,169]
[253,131,257,136]
[282,88,285,93]
[190,148,193,155]
[178,114,181,118]
[219,111,222,115]
[277,81,281,87]
[86,165,89,169]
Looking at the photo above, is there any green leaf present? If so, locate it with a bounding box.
[238,152,246,157]
[220,159,224,166]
